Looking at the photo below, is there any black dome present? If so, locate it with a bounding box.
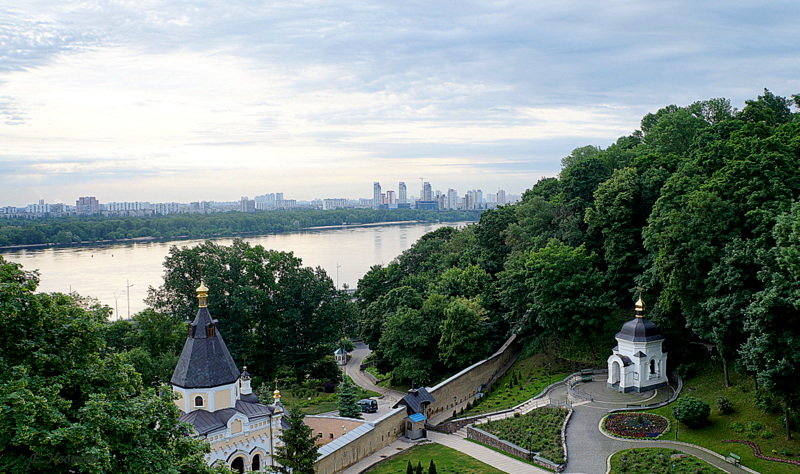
[616,317,664,342]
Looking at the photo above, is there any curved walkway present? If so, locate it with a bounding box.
[563,381,755,474]
[345,343,405,404]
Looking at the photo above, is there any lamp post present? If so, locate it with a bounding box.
[126,279,134,319]
[336,262,341,290]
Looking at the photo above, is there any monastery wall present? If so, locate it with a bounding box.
[425,333,518,424]
[314,333,518,473]
[314,407,406,474]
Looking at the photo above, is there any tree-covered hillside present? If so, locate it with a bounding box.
[356,90,800,436]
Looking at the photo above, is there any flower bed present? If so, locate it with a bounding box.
[603,412,669,439]
[477,407,568,464]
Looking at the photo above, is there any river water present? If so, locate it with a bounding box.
[2,221,471,319]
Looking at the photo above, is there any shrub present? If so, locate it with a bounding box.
[761,430,775,439]
[672,397,710,428]
[675,362,698,380]
[717,397,733,415]
[729,422,745,433]
[754,390,782,414]
[747,421,764,432]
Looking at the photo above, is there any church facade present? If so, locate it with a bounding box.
[171,283,285,472]
[607,297,668,393]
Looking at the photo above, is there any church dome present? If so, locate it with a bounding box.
[616,317,664,342]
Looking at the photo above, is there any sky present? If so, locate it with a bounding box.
[0,1,798,205]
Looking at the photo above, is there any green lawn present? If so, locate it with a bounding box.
[364,442,504,474]
[281,376,380,415]
[477,407,568,463]
[462,352,585,417]
[609,448,720,473]
[644,364,800,474]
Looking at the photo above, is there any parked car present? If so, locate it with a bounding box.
[358,398,378,413]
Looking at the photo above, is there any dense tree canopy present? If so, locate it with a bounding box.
[355,90,800,437]
[0,257,217,473]
[0,208,478,247]
[146,239,356,384]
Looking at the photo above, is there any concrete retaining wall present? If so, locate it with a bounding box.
[425,333,519,424]
[314,408,406,474]
[466,425,563,472]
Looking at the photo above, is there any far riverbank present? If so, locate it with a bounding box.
[0,208,480,250]
[0,218,476,252]
[3,221,473,318]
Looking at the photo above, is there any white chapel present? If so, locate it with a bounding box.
[607,296,668,393]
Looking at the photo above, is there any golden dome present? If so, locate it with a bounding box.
[196,281,209,308]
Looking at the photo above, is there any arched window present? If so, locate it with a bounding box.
[251,454,261,472]
[231,457,245,473]
[649,359,656,375]
[195,396,204,407]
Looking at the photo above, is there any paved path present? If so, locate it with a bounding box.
[340,437,419,473]
[564,381,755,474]
[428,431,550,473]
[345,343,405,404]
[342,350,752,473]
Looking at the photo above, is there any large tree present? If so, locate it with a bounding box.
[740,204,800,440]
[146,239,352,382]
[0,257,216,473]
[275,409,319,474]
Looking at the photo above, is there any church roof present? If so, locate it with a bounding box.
[393,387,435,415]
[170,306,242,389]
[179,400,275,435]
[616,316,664,342]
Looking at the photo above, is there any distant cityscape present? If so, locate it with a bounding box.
[1,180,519,219]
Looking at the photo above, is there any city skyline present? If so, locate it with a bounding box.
[1,178,518,215]
[2,2,798,205]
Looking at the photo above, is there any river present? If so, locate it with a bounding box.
[2,221,472,319]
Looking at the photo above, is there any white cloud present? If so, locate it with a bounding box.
[1,0,799,203]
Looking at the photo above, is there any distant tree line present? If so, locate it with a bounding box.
[356,90,800,438]
[0,208,479,247]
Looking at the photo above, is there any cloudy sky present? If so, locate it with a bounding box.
[1,1,798,205]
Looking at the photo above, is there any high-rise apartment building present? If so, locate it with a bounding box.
[497,189,507,205]
[422,182,432,201]
[398,182,407,203]
[239,196,256,212]
[323,198,349,210]
[373,182,382,208]
[447,189,459,210]
[385,190,396,205]
[76,196,100,215]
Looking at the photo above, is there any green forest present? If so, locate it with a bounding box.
[0,208,478,247]
[2,90,800,472]
[355,90,800,434]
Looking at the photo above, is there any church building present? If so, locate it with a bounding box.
[607,296,668,393]
[171,283,286,472]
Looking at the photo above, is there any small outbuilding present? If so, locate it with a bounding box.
[393,388,435,440]
[334,347,347,366]
[607,297,668,393]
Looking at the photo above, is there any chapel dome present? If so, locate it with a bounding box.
[616,317,664,342]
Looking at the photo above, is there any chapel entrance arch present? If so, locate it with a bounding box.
[611,360,621,385]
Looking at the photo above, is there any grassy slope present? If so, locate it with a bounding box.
[364,443,505,474]
[609,448,721,473]
[462,352,587,417]
[478,407,568,463]
[645,364,800,474]
[281,377,380,415]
